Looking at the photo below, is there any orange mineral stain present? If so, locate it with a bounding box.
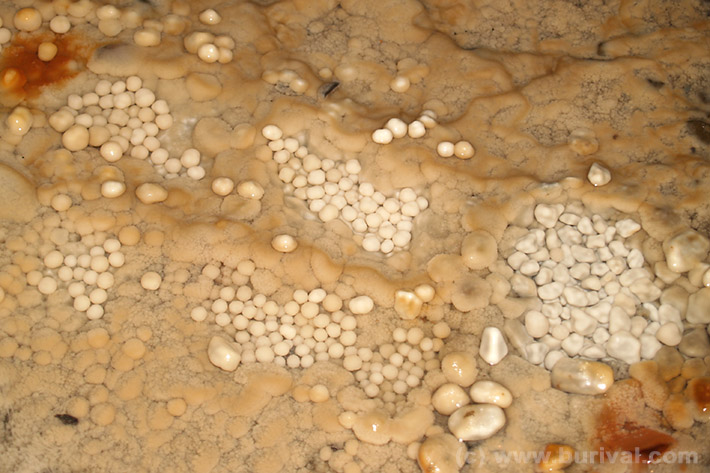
[688,377,710,414]
[0,32,94,100]
[595,403,676,473]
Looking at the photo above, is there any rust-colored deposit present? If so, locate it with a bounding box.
[688,377,710,415]
[0,31,95,100]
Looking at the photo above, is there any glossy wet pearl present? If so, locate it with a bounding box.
[440,351,478,387]
[271,234,298,252]
[431,383,471,415]
[448,404,506,442]
[469,380,513,408]
[207,336,241,371]
[393,290,423,320]
[418,434,466,473]
[550,358,614,395]
[479,327,508,365]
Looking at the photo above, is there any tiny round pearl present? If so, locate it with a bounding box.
[101,180,126,198]
[390,76,410,93]
[140,271,162,290]
[407,120,426,138]
[272,234,298,253]
[197,43,219,63]
[372,128,394,144]
[262,125,283,141]
[437,141,455,157]
[211,177,235,196]
[199,8,222,25]
[454,140,475,159]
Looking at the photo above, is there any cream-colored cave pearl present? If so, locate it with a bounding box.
[62,125,90,151]
[348,295,374,315]
[197,43,220,63]
[372,128,393,144]
[309,384,329,403]
[140,271,162,290]
[418,434,467,473]
[469,380,513,408]
[385,118,408,138]
[436,141,454,158]
[180,148,201,167]
[441,351,478,387]
[38,42,58,62]
[407,120,426,138]
[208,336,240,371]
[431,383,471,415]
[14,8,42,32]
[134,28,161,47]
[101,180,126,198]
[38,277,58,295]
[6,106,33,135]
[271,234,298,252]
[390,76,410,93]
[237,180,264,199]
[49,15,71,34]
[261,124,283,141]
[100,141,123,162]
[51,194,72,211]
[211,177,234,196]
[135,183,168,204]
[199,8,222,25]
[454,140,475,159]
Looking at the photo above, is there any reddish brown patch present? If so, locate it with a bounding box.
[688,377,710,414]
[595,404,675,472]
[0,31,95,100]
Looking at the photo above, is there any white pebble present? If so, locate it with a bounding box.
[587,162,611,186]
[407,120,426,138]
[436,141,454,157]
[101,180,126,198]
[372,128,393,144]
[448,404,506,442]
[348,295,374,314]
[208,336,240,371]
[655,322,682,346]
[524,311,548,338]
[384,118,407,138]
[469,380,512,408]
[431,383,470,415]
[479,327,508,365]
[605,331,641,364]
[262,124,283,141]
[534,203,564,228]
[550,358,614,394]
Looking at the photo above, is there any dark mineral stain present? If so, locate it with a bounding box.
[646,78,664,89]
[318,81,340,98]
[54,413,79,425]
[688,120,710,144]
